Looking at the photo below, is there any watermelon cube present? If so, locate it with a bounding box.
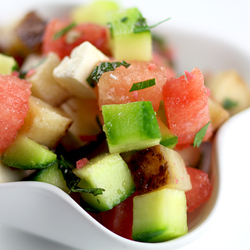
[163,68,212,147]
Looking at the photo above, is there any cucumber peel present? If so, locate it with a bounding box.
[1,135,57,170]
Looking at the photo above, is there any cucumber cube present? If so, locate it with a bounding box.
[102,101,161,153]
[73,153,135,211]
[132,188,188,242]
[71,0,120,25]
[1,135,57,170]
[32,161,69,193]
[107,8,152,61]
[0,53,18,75]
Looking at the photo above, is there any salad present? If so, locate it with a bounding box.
[1,0,250,243]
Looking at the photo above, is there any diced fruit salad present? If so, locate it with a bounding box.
[1,0,250,243]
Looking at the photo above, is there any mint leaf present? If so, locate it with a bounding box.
[53,22,77,40]
[222,98,238,110]
[133,17,171,34]
[11,62,19,72]
[120,17,128,22]
[160,136,178,148]
[134,17,147,29]
[193,121,211,147]
[70,187,104,196]
[58,156,104,195]
[87,61,131,88]
[58,156,80,192]
[129,78,156,92]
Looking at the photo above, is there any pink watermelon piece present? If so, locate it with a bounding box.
[42,19,111,59]
[76,158,89,170]
[98,61,168,111]
[163,67,212,147]
[152,52,176,79]
[185,166,212,212]
[0,75,32,153]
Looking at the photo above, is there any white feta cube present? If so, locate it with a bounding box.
[53,41,109,99]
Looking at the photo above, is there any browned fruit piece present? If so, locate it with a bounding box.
[127,144,191,195]
[15,12,46,54]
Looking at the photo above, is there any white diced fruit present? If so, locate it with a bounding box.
[19,96,73,149]
[206,71,250,116]
[208,97,229,131]
[26,52,71,106]
[60,97,102,150]
[53,41,109,99]
[0,159,26,183]
[21,53,43,73]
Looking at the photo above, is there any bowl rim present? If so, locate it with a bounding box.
[1,1,250,249]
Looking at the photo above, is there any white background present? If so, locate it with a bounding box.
[0,1,250,249]
[123,0,250,57]
[1,0,249,56]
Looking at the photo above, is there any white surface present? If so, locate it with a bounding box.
[1,0,250,55]
[1,0,250,56]
[0,1,250,250]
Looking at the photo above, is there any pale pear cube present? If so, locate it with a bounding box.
[0,159,26,183]
[26,52,71,106]
[206,71,250,115]
[19,96,73,149]
[128,144,192,194]
[21,53,43,73]
[53,41,109,99]
[208,97,229,130]
[60,97,102,150]
[176,146,201,168]
[61,97,102,138]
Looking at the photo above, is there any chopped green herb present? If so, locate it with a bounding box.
[133,17,171,34]
[160,136,178,148]
[120,17,128,22]
[53,22,77,40]
[58,156,80,192]
[87,61,131,88]
[129,78,156,92]
[70,187,104,196]
[193,121,211,148]
[134,17,147,28]
[86,74,96,88]
[11,62,19,72]
[222,98,238,110]
[58,156,104,195]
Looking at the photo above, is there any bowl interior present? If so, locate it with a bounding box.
[1,2,250,250]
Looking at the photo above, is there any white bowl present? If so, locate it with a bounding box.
[1,2,250,250]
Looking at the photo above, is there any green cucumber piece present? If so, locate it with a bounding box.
[102,101,161,153]
[0,53,19,75]
[71,0,119,25]
[107,7,152,61]
[132,188,188,242]
[73,153,135,211]
[1,135,57,170]
[32,161,69,192]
